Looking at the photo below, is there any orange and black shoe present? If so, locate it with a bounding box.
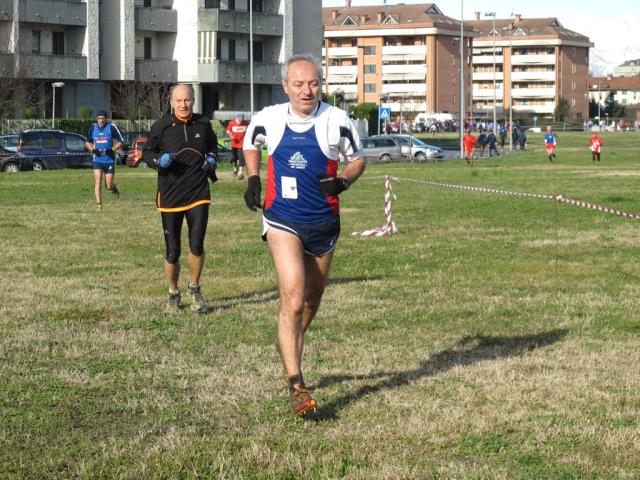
[288,375,317,416]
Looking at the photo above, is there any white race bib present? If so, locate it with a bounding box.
[281,176,298,199]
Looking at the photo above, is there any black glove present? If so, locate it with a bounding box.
[319,176,351,196]
[105,148,114,156]
[244,175,262,211]
[94,148,106,156]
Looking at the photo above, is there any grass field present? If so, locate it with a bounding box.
[1,131,639,479]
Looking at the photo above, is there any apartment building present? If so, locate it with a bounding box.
[468,14,592,120]
[322,2,475,117]
[0,0,320,119]
[590,76,640,108]
[613,59,640,78]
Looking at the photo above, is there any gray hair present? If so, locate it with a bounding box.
[170,83,195,99]
[281,54,323,83]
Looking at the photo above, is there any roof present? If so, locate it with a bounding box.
[468,17,590,43]
[323,3,475,34]
[590,76,640,90]
[618,59,640,67]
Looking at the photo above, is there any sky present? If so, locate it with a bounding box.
[321,0,640,75]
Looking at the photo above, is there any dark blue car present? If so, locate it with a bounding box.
[18,130,93,171]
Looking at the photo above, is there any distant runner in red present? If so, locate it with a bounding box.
[226,113,248,180]
[463,129,477,166]
[589,131,603,162]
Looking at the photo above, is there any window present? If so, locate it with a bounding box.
[32,30,41,53]
[204,0,220,7]
[364,83,376,93]
[21,134,40,150]
[571,63,576,74]
[52,32,65,55]
[42,133,63,150]
[253,41,263,62]
[364,45,376,56]
[571,47,576,58]
[342,16,357,26]
[364,64,376,74]
[216,38,221,59]
[144,37,152,59]
[65,134,86,152]
[228,0,235,10]
[144,0,151,6]
[228,38,235,61]
[252,0,263,12]
[425,5,443,14]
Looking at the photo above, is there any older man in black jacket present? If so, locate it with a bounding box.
[143,83,218,313]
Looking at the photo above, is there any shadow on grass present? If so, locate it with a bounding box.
[312,329,569,421]
[211,276,382,312]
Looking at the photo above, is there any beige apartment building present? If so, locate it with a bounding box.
[0,0,321,119]
[468,13,592,120]
[322,2,475,117]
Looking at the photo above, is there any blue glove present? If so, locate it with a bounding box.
[202,152,217,173]
[158,152,175,169]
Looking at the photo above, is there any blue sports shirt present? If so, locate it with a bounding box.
[87,122,123,164]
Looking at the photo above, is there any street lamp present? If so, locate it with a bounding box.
[249,1,254,116]
[51,82,65,129]
[484,12,497,135]
[459,0,465,160]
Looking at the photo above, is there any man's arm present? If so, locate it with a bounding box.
[340,157,366,185]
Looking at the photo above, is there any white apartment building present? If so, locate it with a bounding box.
[0,0,321,119]
[468,14,592,120]
[613,59,640,78]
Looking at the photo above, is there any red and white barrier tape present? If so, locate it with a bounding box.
[353,176,640,233]
[352,175,398,237]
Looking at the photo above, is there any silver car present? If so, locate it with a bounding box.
[361,136,404,163]
[376,134,444,161]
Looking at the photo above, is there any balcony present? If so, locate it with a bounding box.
[382,83,427,95]
[511,71,555,82]
[513,104,555,114]
[511,54,555,66]
[0,1,13,20]
[198,60,281,84]
[511,87,555,98]
[472,72,504,81]
[323,47,358,59]
[135,6,177,33]
[382,45,427,62]
[327,65,357,84]
[18,53,86,79]
[198,8,283,37]
[382,64,427,74]
[472,88,504,99]
[135,58,178,82]
[381,101,427,113]
[17,0,86,26]
[327,84,357,95]
[472,55,504,65]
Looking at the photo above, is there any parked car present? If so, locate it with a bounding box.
[118,130,150,165]
[0,134,19,152]
[0,146,33,172]
[375,134,444,161]
[18,130,93,170]
[361,136,404,163]
[126,137,148,167]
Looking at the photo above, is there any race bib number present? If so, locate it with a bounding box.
[281,176,298,199]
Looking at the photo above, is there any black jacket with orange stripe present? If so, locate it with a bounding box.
[143,113,218,212]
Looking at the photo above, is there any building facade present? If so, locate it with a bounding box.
[590,76,640,108]
[613,59,640,78]
[322,2,475,117]
[0,0,321,119]
[468,14,592,121]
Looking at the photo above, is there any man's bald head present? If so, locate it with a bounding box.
[170,83,194,119]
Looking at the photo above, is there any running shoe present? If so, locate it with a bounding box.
[236,173,244,181]
[289,384,317,416]
[187,282,208,313]
[96,203,102,211]
[166,290,181,313]
[111,184,120,199]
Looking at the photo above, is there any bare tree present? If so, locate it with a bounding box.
[111,80,171,124]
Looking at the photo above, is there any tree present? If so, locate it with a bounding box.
[554,97,571,122]
[111,81,171,124]
[79,105,93,120]
[589,98,600,118]
[349,102,378,134]
[603,91,625,118]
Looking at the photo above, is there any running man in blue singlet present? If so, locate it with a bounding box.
[86,110,124,209]
[243,54,366,416]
